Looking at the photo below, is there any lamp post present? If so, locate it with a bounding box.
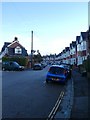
[31,31,33,68]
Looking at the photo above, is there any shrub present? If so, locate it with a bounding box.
[2,56,29,67]
[83,58,90,72]
[83,60,87,71]
[78,64,83,73]
[87,57,90,72]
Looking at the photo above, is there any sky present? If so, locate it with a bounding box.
[1,2,88,55]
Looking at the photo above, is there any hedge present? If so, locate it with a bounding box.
[83,58,90,72]
[2,56,29,67]
[87,57,90,72]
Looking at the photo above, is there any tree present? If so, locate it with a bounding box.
[33,51,43,63]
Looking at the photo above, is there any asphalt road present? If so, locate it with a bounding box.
[2,65,67,119]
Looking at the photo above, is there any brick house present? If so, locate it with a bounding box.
[69,41,77,65]
[86,26,90,57]
[76,36,82,65]
[61,49,66,64]
[1,37,28,57]
[65,47,70,64]
[81,32,87,60]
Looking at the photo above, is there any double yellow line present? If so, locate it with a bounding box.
[47,91,64,120]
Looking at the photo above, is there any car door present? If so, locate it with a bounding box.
[9,62,15,70]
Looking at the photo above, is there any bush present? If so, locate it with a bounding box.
[83,60,87,71]
[78,64,83,73]
[83,58,90,72]
[87,57,90,72]
[2,56,29,67]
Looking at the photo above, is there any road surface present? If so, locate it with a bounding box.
[2,66,67,119]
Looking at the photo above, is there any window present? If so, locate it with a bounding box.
[15,46,22,54]
[49,67,64,74]
[83,41,86,50]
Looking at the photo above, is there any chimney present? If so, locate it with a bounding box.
[13,37,19,42]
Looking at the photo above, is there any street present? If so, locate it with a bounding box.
[1,2,89,120]
[2,66,67,119]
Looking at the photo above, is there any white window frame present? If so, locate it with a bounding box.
[15,46,22,54]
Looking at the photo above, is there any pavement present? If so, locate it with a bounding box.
[54,72,74,119]
[70,68,89,119]
[0,62,2,71]
[54,67,89,120]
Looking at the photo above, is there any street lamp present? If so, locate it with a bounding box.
[31,31,33,68]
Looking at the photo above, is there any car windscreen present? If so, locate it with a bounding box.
[34,65,40,67]
[13,62,20,67]
[64,65,70,70]
[49,67,65,75]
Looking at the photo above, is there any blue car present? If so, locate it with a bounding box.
[46,65,68,84]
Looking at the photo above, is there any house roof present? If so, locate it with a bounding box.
[69,41,76,49]
[76,36,80,44]
[56,53,61,57]
[1,38,27,55]
[62,49,66,53]
[70,43,72,48]
[65,47,69,52]
[72,41,76,47]
[81,32,88,40]
[1,42,11,52]
[7,40,24,49]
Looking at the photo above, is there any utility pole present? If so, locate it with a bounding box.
[31,30,33,68]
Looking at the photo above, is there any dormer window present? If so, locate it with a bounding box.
[15,46,22,54]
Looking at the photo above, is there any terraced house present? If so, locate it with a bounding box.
[65,47,70,64]
[80,32,87,62]
[76,36,81,65]
[69,41,77,65]
[55,28,89,67]
[86,26,90,57]
[61,49,66,64]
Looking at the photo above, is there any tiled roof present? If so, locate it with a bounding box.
[76,36,80,44]
[65,47,69,52]
[62,49,65,53]
[5,37,24,49]
[7,41,24,48]
[72,41,76,47]
[70,41,75,48]
[57,53,61,57]
[1,42,11,52]
[70,43,72,48]
[81,32,88,40]
[5,42,11,46]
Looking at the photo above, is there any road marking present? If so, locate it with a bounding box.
[47,91,64,120]
[44,81,46,84]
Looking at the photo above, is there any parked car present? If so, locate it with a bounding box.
[41,63,47,68]
[60,64,72,79]
[33,63,43,70]
[46,65,68,84]
[2,61,24,71]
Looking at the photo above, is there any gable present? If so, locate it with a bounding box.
[7,41,24,49]
[76,36,80,44]
[81,32,88,41]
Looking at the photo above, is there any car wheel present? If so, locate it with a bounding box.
[2,68,5,71]
[63,80,67,85]
[46,79,49,83]
[69,74,71,79]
